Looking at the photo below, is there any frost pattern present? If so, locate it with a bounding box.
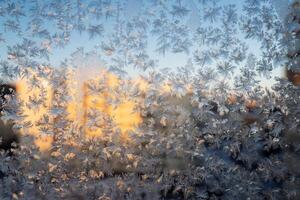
[0,0,299,200]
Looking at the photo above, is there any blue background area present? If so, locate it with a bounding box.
[0,0,285,87]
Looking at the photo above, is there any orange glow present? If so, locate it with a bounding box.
[133,77,149,92]
[16,70,53,152]
[112,99,142,141]
[160,81,172,94]
[227,94,237,105]
[245,99,257,110]
[186,84,194,95]
[66,74,82,123]
[82,72,141,139]
[34,135,53,152]
[15,69,144,150]
[15,68,205,150]
[106,71,120,89]
[82,78,111,138]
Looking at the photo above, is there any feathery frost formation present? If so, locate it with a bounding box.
[0,0,299,199]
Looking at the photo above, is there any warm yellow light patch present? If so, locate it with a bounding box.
[85,128,103,138]
[82,81,109,138]
[16,71,53,152]
[15,69,144,150]
[66,73,82,123]
[106,71,120,89]
[112,100,142,134]
[82,71,143,139]
[67,102,79,122]
[134,77,149,92]
[186,84,194,95]
[34,135,53,152]
[160,81,172,94]
[15,80,26,94]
